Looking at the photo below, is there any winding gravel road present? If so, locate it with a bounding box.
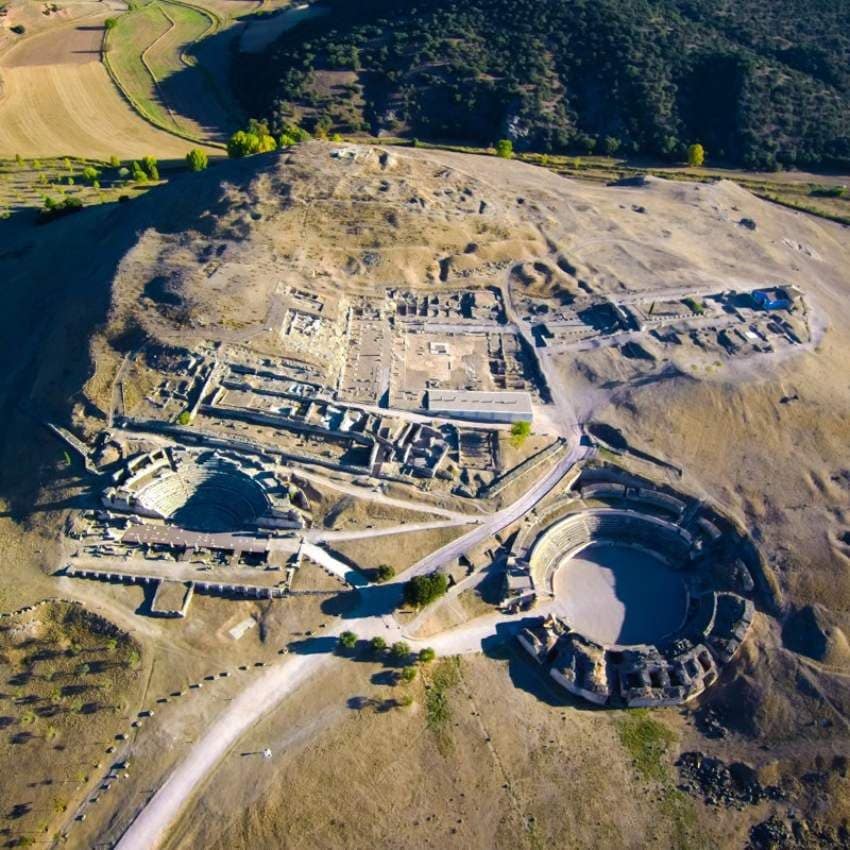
[114,432,583,850]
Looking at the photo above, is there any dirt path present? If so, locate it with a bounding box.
[113,438,582,850]
[113,601,540,850]
[306,516,479,544]
[400,434,587,580]
[286,465,482,520]
[114,643,343,850]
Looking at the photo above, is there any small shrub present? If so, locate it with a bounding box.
[338,630,357,652]
[686,143,705,167]
[39,195,83,222]
[10,23,25,34]
[509,420,532,448]
[369,636,386,653]
[185,148,208,172]
[130,162,147,183]
[399,665,417,683]
[418,647,436,664]
[683,296,705,315]
[495,139,513,159]
[389,641,410,662]
[374,564,395,583]
[176,410,192,425]
[81,165,99,185]
[278,122,311,146]
[109,155,121,168]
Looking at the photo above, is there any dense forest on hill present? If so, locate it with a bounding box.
[234,0,850,170]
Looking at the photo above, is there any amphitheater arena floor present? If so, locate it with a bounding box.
[550,542,687,646]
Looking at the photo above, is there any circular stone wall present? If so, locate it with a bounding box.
[136,461,269,533]
[551,542,687,645]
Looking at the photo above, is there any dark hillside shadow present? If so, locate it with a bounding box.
[0,157,279,516]
[157,24,244,142]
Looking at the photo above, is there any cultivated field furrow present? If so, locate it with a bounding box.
[0,62,206,158]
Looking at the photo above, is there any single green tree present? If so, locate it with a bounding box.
[176,410,192,425]
[369,636,387,654]
[186,148,208,172]
[687,143,705,167]
[313,115,333,139]
[510,420,532,448]
[399,666,417,683]
[109,155,121,168]
[278,122,311,145]
[495,139,514,159]
[338,630,358,651]
[81,165,99,185]
[404,573,448,608]
[418,647,436,664]
[390,641,410,661]
[374,564,395,583]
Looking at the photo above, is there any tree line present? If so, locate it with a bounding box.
[232,0,850,171]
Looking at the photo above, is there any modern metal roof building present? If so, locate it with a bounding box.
[426,389,534,424]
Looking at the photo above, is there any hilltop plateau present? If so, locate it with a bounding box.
[1,143,850,849]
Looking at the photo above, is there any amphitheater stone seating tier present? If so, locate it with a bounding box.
[526,509,693,595]
[101,449,293,533]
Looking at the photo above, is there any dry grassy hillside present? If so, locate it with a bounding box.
[1,142,850,848]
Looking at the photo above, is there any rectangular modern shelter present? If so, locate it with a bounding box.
[427,389,534,424]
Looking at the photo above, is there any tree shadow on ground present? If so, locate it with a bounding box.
[287,635,337,655]
[320,581,404,619]
[346,695,398,713]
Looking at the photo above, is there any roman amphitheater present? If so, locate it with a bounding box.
[509,470,756,707]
